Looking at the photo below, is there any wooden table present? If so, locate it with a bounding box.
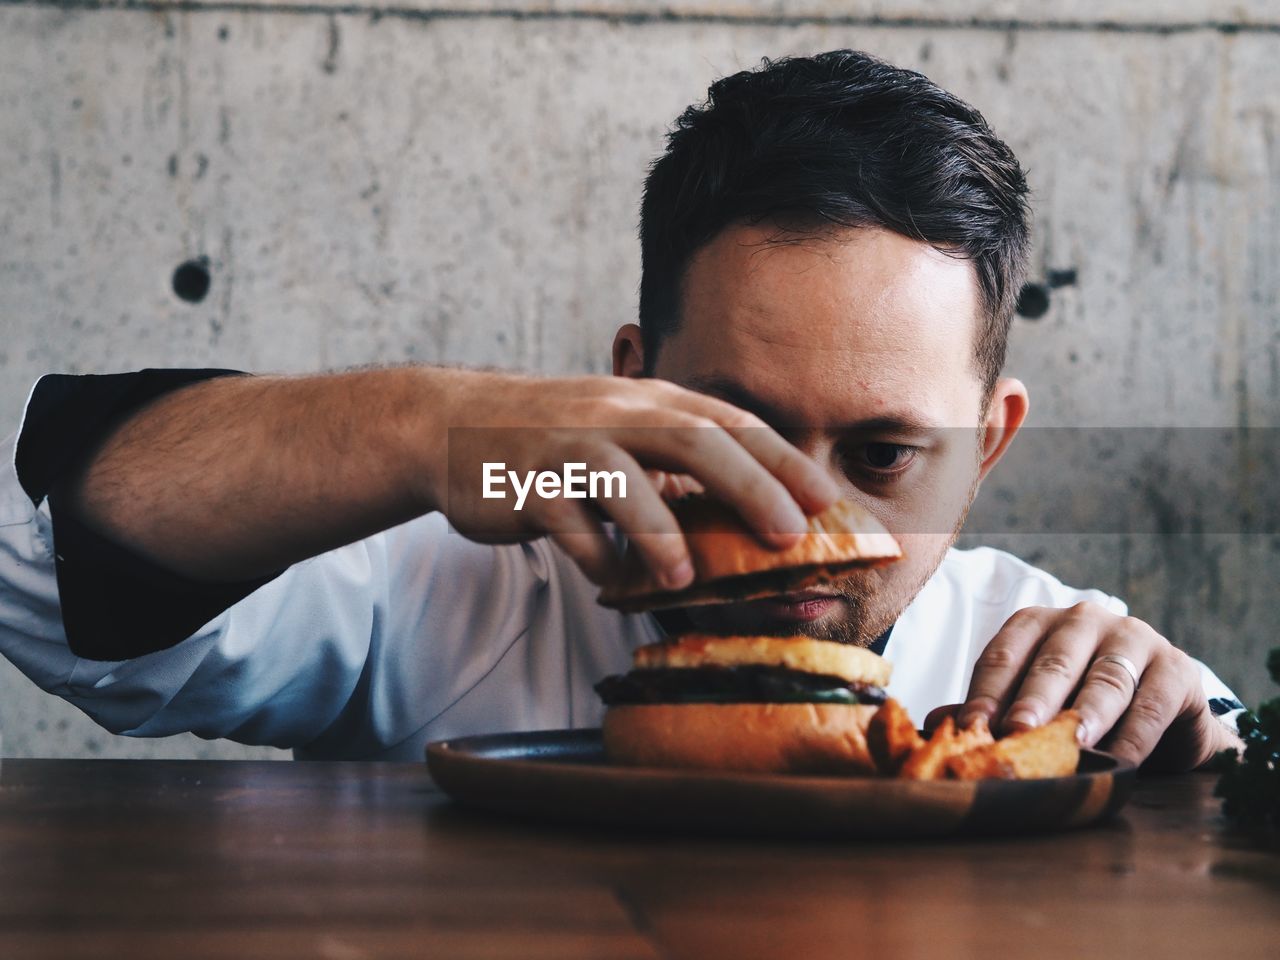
[0,760,1275,959]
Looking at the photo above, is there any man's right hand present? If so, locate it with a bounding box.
[65,367,838,589]
[427,371,840,590]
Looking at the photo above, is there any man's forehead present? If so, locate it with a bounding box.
[658,222,986,426]
[681,373,946,435]
[684,221,979,329]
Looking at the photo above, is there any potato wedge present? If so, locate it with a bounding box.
[946,710,1082,781]
[898,715,995,780]
[867,698,924,775]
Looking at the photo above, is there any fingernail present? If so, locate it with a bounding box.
[663,559,693,589]
[1076,718,1094,746]
[772,503,808,538]
[804,472,840,508]
[1006,708,1039,730]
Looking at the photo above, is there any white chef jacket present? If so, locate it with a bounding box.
[0,420,1243,760]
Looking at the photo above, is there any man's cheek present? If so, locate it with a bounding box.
[876,534,955,600]
[879,463,979,535]
[862,496,964,537]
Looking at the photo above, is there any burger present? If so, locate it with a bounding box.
[593,497,902,775]
[597,496,901,611]
[596,633,892,774]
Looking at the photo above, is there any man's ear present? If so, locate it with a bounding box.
[978,377,1029,482]
[612,323,646,378]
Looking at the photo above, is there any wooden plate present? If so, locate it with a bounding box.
[426,728,1136,839]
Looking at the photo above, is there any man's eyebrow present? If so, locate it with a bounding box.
[682,375,943,435]
[682,376,792,427]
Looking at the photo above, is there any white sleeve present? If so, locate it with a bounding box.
[0,426,548,757]
[1195,659,1247,735]
[0,423,373,748]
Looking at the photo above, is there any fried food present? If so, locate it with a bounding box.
[898,714,996,781]
[867,697,924,774]
[873,703,1081,781]
[945,711,1082,781]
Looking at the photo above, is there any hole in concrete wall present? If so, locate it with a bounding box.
[1047,268,1078,289]
[1015,282,1050,319]
[172,258,211,304]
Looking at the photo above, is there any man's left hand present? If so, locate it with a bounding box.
[933,602,1238,771]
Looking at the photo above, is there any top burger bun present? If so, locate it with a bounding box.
[597,496,901,612]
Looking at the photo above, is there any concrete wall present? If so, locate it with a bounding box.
[0,0,1276,757]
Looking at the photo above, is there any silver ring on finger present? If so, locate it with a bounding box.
[1091,653,1141,690]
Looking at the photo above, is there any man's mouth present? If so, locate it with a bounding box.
[741,590,842,624]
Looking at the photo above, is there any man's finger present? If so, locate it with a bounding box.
[646,470,705,501]
[617,419,810,547]
[1100,656,1183,766]
[721,424,841,516]
[958,607,1056,730]
[546,506,621,586]
[659,386,841,515]
[1001,620,1100,733]
[557,447,693,589]
[923,703,959,733]
[1070,643,1154,748]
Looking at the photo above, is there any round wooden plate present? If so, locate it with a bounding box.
[426,728,1136,839]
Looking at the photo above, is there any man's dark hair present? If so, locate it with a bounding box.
[639,50,1031,392]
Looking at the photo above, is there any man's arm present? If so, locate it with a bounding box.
[58,369,439,583]
[56,366,838,586]
[0,438,564,755]
[0,364,838,752]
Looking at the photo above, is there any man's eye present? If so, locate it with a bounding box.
[851,443,917,475]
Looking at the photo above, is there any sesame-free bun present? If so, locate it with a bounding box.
[602,702,879,775]
[597,497,902,612]
[632,634,892,688]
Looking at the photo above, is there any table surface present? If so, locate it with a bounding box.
[0,759,1275,960]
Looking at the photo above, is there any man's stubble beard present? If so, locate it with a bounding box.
[791,465,983,648]
[677,435,987,646]
[801,545,952,647]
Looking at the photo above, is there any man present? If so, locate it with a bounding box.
[0,51,1242,765]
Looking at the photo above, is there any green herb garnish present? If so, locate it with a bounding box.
[1214,647,1280,833]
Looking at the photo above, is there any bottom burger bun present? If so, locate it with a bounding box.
[602,702,879,775]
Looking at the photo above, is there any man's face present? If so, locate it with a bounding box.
[649,222,995,645]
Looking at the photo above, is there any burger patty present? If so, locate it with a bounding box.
[594,665,887,707]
